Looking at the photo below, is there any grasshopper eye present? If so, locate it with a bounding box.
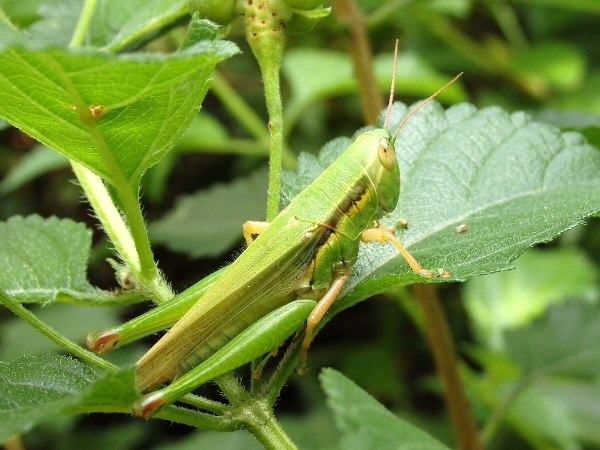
[378,138,396,171]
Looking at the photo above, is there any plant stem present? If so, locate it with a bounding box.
[69,0,97,48]
[244,0,286,222]
[67,0,171,303]
[412,283,483,450]
[0,290,118,372]
[333,0,383,125]
[240,399,299,450]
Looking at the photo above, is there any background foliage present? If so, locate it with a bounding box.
[1,0,600,449]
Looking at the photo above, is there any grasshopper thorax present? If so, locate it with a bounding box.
[347,128,400,214]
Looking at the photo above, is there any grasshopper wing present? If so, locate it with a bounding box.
[135,216,327,391]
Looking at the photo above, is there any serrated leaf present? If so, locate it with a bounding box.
[0,215,101,304]
[0,354,97,442]
[529,108,600,130]
[505,302,600,378]
[0,144,70,195]
[149,168,268,258]
[313,101,600,314]
[100,0,187,52]
[69,366,138,412]
[23,0,188,51]
[0,40,238,186]
[463,248,598,350]
[320,368,451,450]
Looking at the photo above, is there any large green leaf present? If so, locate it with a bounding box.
[505,302,600,378]
[0,354,97,442]
[17,0,187,51]
[0,215,141,305]
[0,40,238,186]
[0,215,95,303]
[320,368,451,449]
[463,248,598,350]
[281,101,600,316]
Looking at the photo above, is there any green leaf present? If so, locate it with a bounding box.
[100,0,187,52]
[282,101,600,315]
[0,215,129,305]
[513,41,586,93]
[542,379,600,445]
[529,108,600,130]
[0,7,27,46]
[0,215,94,303]
[25,0,82,47]
[282,49,467,131]
[0,144,69,195]
[0,354,97,442]
[0,41,238,187]
[505,301,600,378]
[463,248,598,350]
[68,366,138,413]
[320,368,451,449]
[149,168,268,258]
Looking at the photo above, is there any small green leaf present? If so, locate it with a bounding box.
[149,168,268,258]
[463,248,598,350]
[0,215,128,305]
[69,366,138,413]
[25,0,82,47]
[0,354,97,442]
[0,7,27,46]
[513,41,586,93]
[282,49,466,130]
[505,301,600,378]
[0,145,69,195]
[101,0,188,52]
[0,41,238,187]
[320,368,451,449]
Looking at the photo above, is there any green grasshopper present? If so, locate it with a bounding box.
[87,47,461,418]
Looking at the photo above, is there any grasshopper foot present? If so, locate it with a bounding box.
[86,329,121,354]
[132,392,167,419]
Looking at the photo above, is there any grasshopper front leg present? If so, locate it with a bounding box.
[361,225,438,278]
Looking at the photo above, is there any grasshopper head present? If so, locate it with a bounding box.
[348,128,400,214]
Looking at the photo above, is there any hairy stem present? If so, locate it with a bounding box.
[0,290,118,372]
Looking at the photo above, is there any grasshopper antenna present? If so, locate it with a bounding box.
[383,40,399,130]
[393,72,463,139]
